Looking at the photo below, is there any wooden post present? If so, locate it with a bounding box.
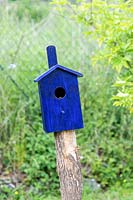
[54,131,82,200]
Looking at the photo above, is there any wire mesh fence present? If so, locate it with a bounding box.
[0,1,93,140]
[0,5,91,99]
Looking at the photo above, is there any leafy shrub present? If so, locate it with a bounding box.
[20,131,59,195]
[78,67,133,188]
[52,0,133,112]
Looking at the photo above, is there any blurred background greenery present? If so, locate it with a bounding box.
[0,0,132,199]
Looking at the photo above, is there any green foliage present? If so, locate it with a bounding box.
[8,0,50,22]
[20,132,59,194]
[82,183,133,200]
[0,185,58,200]
[0,1,59,195]
[78,66,133,188]
[0,0,133,198]
[81,138,132,188]
[0,184,132,200]
[52,0,133,112]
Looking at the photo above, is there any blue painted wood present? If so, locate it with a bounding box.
[38,69,83,133]
[46,46,58,68]
[34,64,83,82]
[34,45,84,133]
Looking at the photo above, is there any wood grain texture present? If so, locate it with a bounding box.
[54,130,82,200]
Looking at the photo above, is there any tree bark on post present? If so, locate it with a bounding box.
[54,130,82,200]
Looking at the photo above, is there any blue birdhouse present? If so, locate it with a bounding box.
[34,46,83,133]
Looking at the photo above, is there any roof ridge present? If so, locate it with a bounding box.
[34,64,83,82]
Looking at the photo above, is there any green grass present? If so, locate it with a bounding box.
[82,186,133,200]
[0,185,132,200]
[41,186,133,200]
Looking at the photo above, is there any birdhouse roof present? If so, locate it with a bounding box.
[34,64,83,82]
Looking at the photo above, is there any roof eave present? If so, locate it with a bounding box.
[34,64,83,82]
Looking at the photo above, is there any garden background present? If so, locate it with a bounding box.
[0,0,132,199]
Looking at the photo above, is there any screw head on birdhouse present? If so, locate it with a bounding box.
[34,46,84,133]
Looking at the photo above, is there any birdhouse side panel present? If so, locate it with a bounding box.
[38,82,48,132]
[63,75,83,131]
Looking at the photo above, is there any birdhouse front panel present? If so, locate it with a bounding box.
[38,69,83,133]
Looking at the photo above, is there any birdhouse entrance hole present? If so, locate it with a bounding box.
[55,87,66,99]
